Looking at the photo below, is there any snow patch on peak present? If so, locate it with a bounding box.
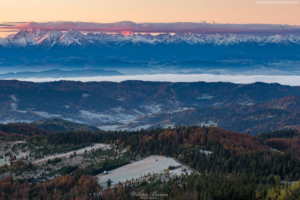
[0,38,11,47]
[59,34,75,46]
[36,34,49,45]
[121,30,134,36]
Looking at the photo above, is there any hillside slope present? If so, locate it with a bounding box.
[0,123,53,137]
[32,119,98,132]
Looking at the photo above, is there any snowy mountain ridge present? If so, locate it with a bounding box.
[1,28,300,48]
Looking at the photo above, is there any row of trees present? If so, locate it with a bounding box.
[0,175,100,200]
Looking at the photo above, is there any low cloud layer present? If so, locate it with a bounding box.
[2,21,300,34]
[9,74,300,86]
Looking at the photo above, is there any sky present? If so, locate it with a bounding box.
[0,0,299,37]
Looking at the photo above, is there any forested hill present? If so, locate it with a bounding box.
[29,125,271,155]
[0,123,53,137]
[2,80,300,135]
[2,125,300,199]
[31,119,98,133]
[142,95,300,135]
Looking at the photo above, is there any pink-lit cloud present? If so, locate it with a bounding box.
[2,21,300,34]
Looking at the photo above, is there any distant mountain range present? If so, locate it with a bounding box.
[0,29,299,67]
[1,29,300,47]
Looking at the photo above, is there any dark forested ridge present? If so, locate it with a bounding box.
[256,129,299,140]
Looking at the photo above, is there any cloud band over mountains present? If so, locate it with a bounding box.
[1,21,300,34]
[12,74,300,86]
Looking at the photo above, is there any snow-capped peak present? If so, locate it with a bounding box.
[65,28,84,38]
